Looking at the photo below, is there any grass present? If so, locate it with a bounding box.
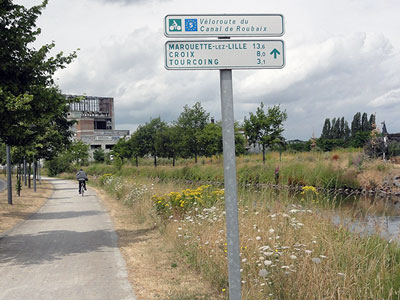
[56,150,399,299]
[0,177,53,234]
[88,169,400,300]
[83,150,373,191]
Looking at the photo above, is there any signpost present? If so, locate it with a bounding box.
[165,14,284,37]
[164,14,285,300]
[165,39,284,70]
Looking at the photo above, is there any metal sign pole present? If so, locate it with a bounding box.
[220,68,242,300]
[6,144,12,205]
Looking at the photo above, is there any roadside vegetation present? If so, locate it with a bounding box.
[57,150,400,300]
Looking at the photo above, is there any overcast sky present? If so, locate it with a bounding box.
[16,0,400,140]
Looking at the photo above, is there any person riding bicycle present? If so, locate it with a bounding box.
[76,168,88,194]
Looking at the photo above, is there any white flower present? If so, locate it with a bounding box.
[264,251,274,257]
[290,255,297,260]
[256,236,262,241]
[281,266,290,269]
[258,269,269,278]
[269,229,275,234]
[264,260,272,266]
[242,258,247,263]
[305,250,312,255]
[312,257,321,264]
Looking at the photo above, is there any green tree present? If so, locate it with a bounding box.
[321,118,331,139]
[244,103,287,163]
[351,112,362,137]
[176,102,209,163]
[69,140,89,165]
[199,122,223,157]
[154,125,182,166]
[0,1,76,146]
[112,138,132,161]
[234,122,247,156]
[134,117,166,167]
[361,112,369,131]
[369,114,376,130]
[93,148,105,163]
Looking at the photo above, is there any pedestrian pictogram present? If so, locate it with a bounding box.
[169,19,182,32]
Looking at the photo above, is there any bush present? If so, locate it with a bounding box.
[93,148,105,163]
[45,154,73,176]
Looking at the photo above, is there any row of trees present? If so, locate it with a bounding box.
[110,102,288,166]
[318,112,376,151]
[1,1,77,202]
[112,102,246,166]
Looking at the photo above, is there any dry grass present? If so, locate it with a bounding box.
[0,178,53,234]
[92,180,224,300]
[161,188,400,300]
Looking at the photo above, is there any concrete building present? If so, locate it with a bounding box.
[66,95,129,157]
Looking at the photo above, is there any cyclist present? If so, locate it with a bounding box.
[76,168,88,194]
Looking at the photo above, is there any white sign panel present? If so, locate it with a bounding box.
[165,14,284,37]
[165,40,285,70]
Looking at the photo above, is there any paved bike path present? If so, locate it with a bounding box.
[0,178,136,300]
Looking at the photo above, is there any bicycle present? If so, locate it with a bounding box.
[79,180,86,197]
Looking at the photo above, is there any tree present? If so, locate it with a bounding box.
[369,114,376,130]
[361,112,369,131]
[321,118,331,139]
[176,102,209,163]
[0,1,76,146]
[1,1,76,203]
[134,117,166,167]
[93,148,105,163]
[112,138,132,161]
[244,103,287,163]
[351,112,362,137]
[155,125,182,166]
[199,122,223,157]
[69,140,89,165]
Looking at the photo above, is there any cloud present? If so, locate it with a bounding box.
[369,89,400,108]
[57,27,400,140]
[92,0,170,5]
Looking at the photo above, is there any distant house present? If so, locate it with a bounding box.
[66,95,129,158]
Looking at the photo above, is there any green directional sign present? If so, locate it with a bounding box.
[165,39,285,70]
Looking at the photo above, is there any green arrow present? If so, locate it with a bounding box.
[270,48,280,59]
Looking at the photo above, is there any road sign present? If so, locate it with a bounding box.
[165,14,284,37]
[165,39,284,70]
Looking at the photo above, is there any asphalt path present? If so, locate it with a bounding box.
[0,178,136,300]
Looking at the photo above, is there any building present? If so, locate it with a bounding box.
[66,95,129,157]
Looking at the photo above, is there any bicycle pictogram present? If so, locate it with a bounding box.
[169,19,182,32]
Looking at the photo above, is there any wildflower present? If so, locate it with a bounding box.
[256,236,261,241]
[312,257,321,264]
[264,260,272,266]
[305,250,312,255]
[290,255,297,260]
[242,258,247,263]
[269,229,275,234]
[264,252,274,257]
[258,269,269,278]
